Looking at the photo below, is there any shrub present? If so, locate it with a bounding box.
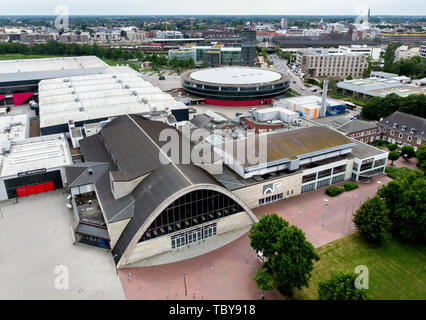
[318,271,369,300]
[375,139,385,146]
[343,182,359,192]
[326,186,344,197]
[388,143,398,151]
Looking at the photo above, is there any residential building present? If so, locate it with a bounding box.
[338,45,382,60]
[378,111,426,151]
[338,120,379,144]
[420,42,426,59]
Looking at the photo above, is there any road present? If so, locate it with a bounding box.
[269,54,321,97]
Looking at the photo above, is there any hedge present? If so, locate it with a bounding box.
[325,186,345,197]
[343,182,359,192]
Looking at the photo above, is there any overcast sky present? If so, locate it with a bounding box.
[0,0,425,16]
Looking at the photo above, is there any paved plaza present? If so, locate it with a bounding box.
[119,174,392,300]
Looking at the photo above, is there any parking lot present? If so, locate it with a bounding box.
[0,190,124,300]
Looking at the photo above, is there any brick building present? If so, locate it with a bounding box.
[338,120,379,144]
[378,111,426,151]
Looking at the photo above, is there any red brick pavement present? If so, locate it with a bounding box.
[118,175,392,300]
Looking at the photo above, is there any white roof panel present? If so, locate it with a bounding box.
[190,67,282,85]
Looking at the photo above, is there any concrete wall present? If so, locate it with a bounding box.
[111,174,146,200]
[125,211,253,266]
[233,172,304,209]
[108,218,131,249]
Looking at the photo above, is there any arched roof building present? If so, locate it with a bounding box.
[66,114,257,268]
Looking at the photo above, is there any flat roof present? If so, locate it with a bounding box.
[0,134,72,177]
[189,67,282,85]
[220,126,354,168]
[280,95,344,108]
[0,56,109,83]
[0,114,29,148]
[350,139,387,160]
[38,67,187,128]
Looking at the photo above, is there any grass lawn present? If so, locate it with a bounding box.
[385,166,416,179]
[0,54,60,60]
[293,233,426,300]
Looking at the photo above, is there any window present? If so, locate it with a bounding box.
[390,130,394,136]
[259,193,283,206]
[332,174,345,184]
[318,169,332,179]
[399,133,403,138]
[333,165,346,174]
[317,178,331,189]
[301,182,316,193]
[302,173,317,183]
[407,136,412,142]
[417,139,422,145]
[360,138,363,143]
[374,158,386,168]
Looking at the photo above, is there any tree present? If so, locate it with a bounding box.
[416,144,426,171]
[388,150,400,165]
[318,271,368,300]
[353,196,392,244]
[249,214,319,296]
[272,225,320,295]
[249,213,289,257]
[379,171,426,243]
[253,267,274,293]
[400,145,416,159]
[345,74,353,80]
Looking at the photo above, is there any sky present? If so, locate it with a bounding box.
[0,0,425,16]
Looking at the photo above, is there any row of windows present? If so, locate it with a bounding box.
[302,165,347,184]
[259,193,283,206]
[171,224,217,249]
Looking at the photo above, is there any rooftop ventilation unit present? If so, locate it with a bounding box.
[63,78,70,82]
[75,98,80,102]
[1,141,11,155]
[79,107,84,112]
[132,90,138,96]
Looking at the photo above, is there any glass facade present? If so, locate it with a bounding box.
[259,193,283,206]
[139,190,243,243]
[171,224,217,249]
[302,182,316,193]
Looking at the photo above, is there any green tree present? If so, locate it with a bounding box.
[353,196,392,244]
[400,145,416,159]
[249,214,319,296]
[345,74,353,80]
[416,144,426,171]
[388,150,400,165]
[379,171,426,243]
[318,271,369,300]
[253,267,274,293]
[272,225,320,295]
[249,213,289,257]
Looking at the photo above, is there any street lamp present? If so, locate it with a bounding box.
[183,272,187,296]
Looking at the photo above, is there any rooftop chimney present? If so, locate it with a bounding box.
[320,80,329,118]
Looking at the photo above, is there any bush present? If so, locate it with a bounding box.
[318,271,369,300]
[343,182,359,191]
[375,139,385,146]
[326,186,344,197]
[388,143,398,151]
[353,196,392,244]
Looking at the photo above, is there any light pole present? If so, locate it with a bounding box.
[183,272,187,296]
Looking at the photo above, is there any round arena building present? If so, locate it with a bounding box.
[182,67,290,107]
